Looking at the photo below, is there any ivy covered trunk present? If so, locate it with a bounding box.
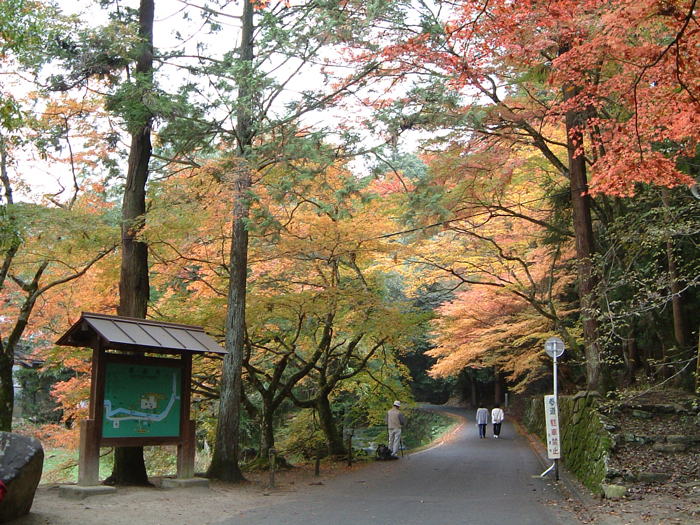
[258,403,276,460]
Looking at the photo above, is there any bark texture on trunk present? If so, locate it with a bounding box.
[207,0,255,482]
[316,393,345,456]
[206,164,249,482]
[563,81,604,393]
[110,0,155,487]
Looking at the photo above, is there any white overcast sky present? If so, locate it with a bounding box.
[18,0,426,201]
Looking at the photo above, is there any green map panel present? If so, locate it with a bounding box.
[103,362,182,439]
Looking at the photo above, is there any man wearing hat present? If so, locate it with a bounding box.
[385,400,405,458]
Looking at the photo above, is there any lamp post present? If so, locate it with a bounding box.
[542,336,565,480]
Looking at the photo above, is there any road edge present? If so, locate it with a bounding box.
[512,419,601,510]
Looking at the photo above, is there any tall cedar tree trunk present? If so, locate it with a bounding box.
[626,334,639,385]
[109,0,154,486]
[0,137,18,431]
[206,0,254,482]
[493,368,502,406]
[562,79,604,393]
[206,163,249,483]
[660,189,694,389]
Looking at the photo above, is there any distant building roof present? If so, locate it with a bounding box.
[56,312,227,356]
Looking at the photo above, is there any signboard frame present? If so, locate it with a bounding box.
[544,394,562,459]
[56,313,227,486]
[98,353,188,447]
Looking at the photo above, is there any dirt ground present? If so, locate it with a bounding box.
[13,398,700,525]
[15,459,700,525]
[556,477,700,525]
[14,465,355,525]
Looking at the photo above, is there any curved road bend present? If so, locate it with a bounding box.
[217,406,582,525]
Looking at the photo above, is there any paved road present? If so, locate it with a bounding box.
[216,407,582,525]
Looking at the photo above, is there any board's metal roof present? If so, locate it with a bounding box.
[56,312,227,356]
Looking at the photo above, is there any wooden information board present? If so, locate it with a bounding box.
[102,360,182,439]
[56,313,227,486]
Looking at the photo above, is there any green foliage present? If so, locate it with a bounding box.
[105,73,171,132]
[15,366,74,423]
[143,446,178,477]
[48,28,131,90]
[0,98,23,133]
[1,1,66,137]
[0,202,20,252]
[38,445,192,484]
[276,410,327,461]
[0,0,62,69]
[45,5,139,91]
[3,201,118,263]
[594,186,700,384]
[353,407,455,452]
[401,408,456,449]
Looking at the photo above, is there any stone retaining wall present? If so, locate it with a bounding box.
[524,391,613,495]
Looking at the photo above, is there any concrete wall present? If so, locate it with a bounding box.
[524,391,614,495]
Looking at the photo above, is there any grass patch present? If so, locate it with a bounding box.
[40,448,114,484]
[40,446,213,484]
[35,408,456,481]
[351,408,456,456]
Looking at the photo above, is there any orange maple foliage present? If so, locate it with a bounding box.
[139,156,417,451]
[427,240,580,391]
[372,0,700,195]
[388,138,583,388]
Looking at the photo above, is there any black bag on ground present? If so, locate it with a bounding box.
[376,444,397,461]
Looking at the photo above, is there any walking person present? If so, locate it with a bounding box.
[476,405,489,438]
[386,400,405,458]
[491,404,505,438]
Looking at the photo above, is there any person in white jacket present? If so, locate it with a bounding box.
[491,404,505,438]
[386,400,405,457]
[475,406,489,438]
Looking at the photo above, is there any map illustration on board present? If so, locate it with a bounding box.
[102,362,182,438]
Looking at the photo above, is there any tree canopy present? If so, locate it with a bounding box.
[3,0,700,479]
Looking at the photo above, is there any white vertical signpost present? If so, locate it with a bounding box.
[541,336,564,480]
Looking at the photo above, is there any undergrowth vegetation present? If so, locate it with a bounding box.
[25,407,456,483]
